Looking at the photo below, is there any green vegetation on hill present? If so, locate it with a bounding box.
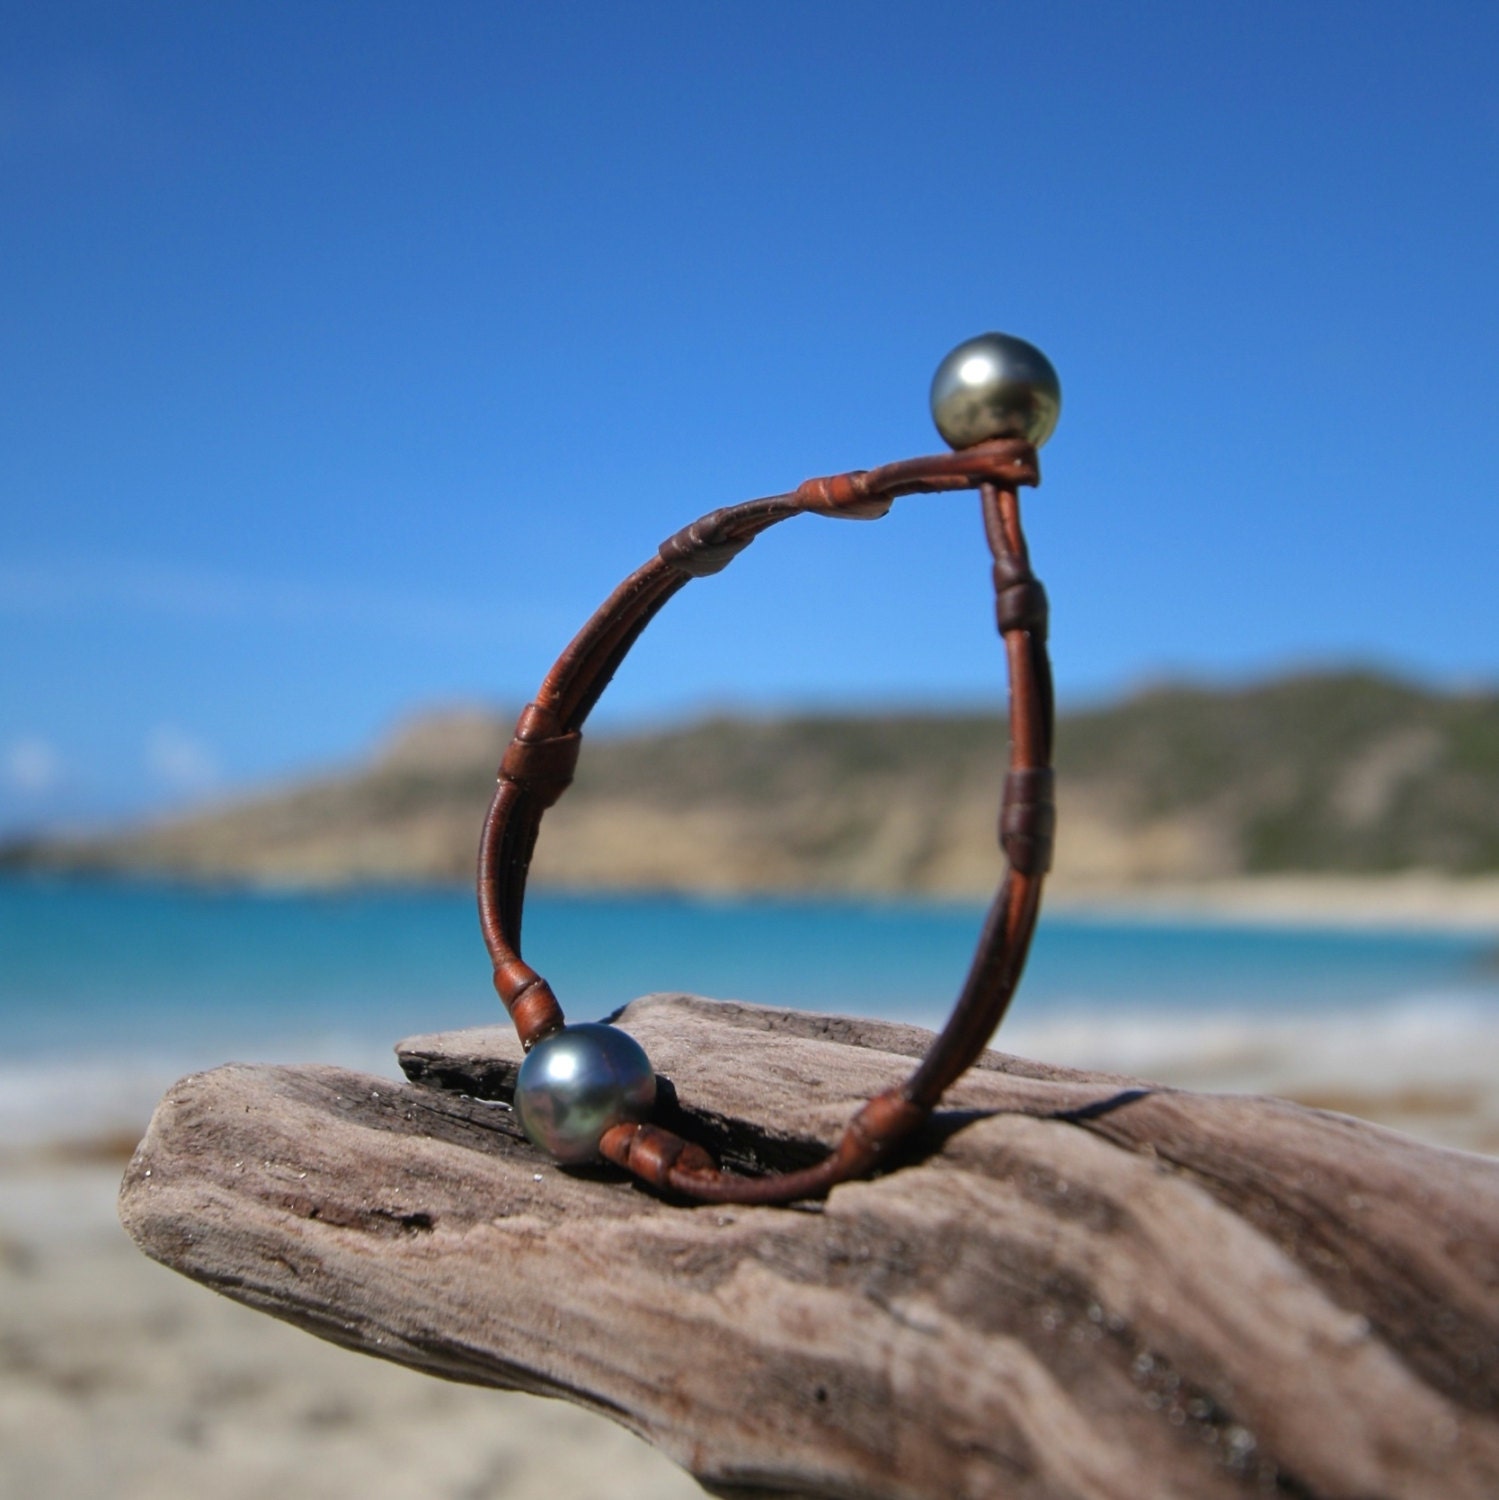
[4,671,1498,892]
[1060,672,1499,874]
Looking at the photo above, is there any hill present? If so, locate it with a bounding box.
[6,671,1499,896]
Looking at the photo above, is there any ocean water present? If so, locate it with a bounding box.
[3,876,1498,1146]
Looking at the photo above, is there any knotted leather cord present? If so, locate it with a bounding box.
[477,437,1054,1203]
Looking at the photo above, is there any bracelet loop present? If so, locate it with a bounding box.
[479,333,1062,1203]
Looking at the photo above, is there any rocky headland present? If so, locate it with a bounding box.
[7,671,1499,920]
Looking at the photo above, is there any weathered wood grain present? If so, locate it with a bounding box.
[119,993,1499,1499]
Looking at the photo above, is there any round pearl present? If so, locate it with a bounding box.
[514,1023,657,1165]
[929,332,1061,451]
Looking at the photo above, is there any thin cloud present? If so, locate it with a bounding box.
[2,738,63,796]
[145,726,218,792]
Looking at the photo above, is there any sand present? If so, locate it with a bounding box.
[0,1154,704,1500]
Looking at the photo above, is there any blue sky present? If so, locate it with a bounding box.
[3,1,1497,832]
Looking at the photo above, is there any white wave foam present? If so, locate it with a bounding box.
[0,1035,406,1151]
[1000,991,1499,1097]
[5,995,1497,1154]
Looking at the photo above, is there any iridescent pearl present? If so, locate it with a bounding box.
[514,1023,657,1165]
[929,332,1061,451]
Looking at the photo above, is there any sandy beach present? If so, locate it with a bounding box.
[0,1149,704,1500]
[1046,873,1499,934]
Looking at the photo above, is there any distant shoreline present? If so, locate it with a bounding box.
[1046,874,1499,935]
[6,866,1499,936]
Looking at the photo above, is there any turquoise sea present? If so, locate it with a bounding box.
[4,876,1498,1146]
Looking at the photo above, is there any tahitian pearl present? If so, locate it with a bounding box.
[514,1022,657,1165]
[929,332,1061,451]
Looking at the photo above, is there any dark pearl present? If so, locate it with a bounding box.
[930,332,1061,450]
[514,1023,656,1165]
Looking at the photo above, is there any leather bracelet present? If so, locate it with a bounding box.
[478,332,1061,1204]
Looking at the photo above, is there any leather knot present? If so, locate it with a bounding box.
[795,471,893,520]
[996,579,1049,637]
[498,702,581,809]
[659,509,756,576]
[1000,767,1056,875]
[599,1123,716,1187]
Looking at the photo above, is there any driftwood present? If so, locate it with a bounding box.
[120,993,1499,1499]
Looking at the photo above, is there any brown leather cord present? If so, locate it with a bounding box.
[477,437,1054,1203]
